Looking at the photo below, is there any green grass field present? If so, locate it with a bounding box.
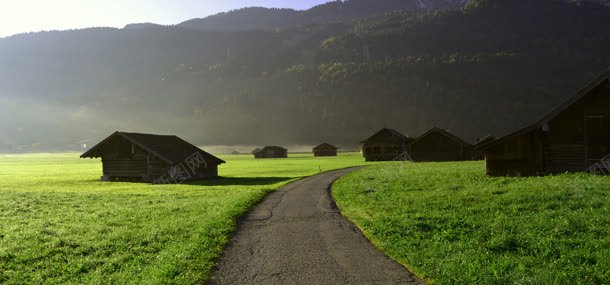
[333,161,610,284]
[0,153,367,284]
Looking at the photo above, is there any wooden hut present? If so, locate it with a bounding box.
[474,135,497,147]
[81,132,225,182]
[253,146,288,159]
[361,128,413,161]
[408,127,474,162]
[478,69,610,176]
[313,143,338,157]
[472,135,496,160]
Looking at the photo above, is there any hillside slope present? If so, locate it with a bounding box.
[178,0,466,31]
[0,0,609,151]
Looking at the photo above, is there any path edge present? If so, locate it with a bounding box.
[327,167,429,284]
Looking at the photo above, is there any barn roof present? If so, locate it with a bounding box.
[361,128,412,144]
[313,143,337,150]
[474,135,497,146]
[478,68,610,150]
[410,127,472,146]
[260,146,288,151]
[81,132,225,165]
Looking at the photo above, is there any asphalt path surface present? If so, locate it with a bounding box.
[209,167,424,285]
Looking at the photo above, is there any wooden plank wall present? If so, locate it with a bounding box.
[102,158,147,177]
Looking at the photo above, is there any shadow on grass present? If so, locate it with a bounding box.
[185,176,295,186]
[86,176,295,186]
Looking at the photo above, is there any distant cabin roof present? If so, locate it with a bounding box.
[410,127,472,146]
[313,143,337,150]
[478,68,610,150]
[361,128,412,144]
[474,135,497,146]
[81,131,225,165]
[259,146,287,151]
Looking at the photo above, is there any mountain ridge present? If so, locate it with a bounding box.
[177,0,466,32]
[0,0,609,151]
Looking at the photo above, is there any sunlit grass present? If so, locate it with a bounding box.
[0,152,368,284]
[332,162,610,284]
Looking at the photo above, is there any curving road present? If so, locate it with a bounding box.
[209,168,424,285]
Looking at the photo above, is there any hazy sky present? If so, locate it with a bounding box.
[0,0,332,37]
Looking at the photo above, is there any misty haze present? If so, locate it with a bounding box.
[1,0,607,152]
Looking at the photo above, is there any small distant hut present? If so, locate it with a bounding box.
[472,135,496,160]
[361,128,413,161]
[253,146,288,159]
[408,127,474,162]
[81,132,225,182]
[231,150,241,155]
[478,69,610,176]
[313,143,338,157]
[474,135,497,147]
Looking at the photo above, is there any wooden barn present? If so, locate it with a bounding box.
[361,128,413,161]
[408,127,474,162]
[474,135,497,147]
[472,135,497,160]
[313,143,338,157]
[478,69,610,176]
[81,132,225,182]
[253,146,288,159]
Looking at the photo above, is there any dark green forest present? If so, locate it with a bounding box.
[1,0,609,151]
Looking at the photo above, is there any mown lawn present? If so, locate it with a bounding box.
[333,161,610,284]
[0,153,367,284]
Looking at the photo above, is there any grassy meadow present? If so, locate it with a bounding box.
[0,152,368,284]
[333,161,610,284]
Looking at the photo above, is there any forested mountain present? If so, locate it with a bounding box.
[178,0,467,31]
[1,0,609,152]
[569,0,610,6]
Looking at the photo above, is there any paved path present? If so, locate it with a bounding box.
[209,168,424,285]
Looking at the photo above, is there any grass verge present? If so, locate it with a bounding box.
[332,161,610,284]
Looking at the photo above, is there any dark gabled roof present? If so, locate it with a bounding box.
[313,143,337,150]
[260,146,287,152]
[81,132,225,165]
[478,69,610,150]
[361,128,412,144]
[410,127,472,147]
[474,135,497,146]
